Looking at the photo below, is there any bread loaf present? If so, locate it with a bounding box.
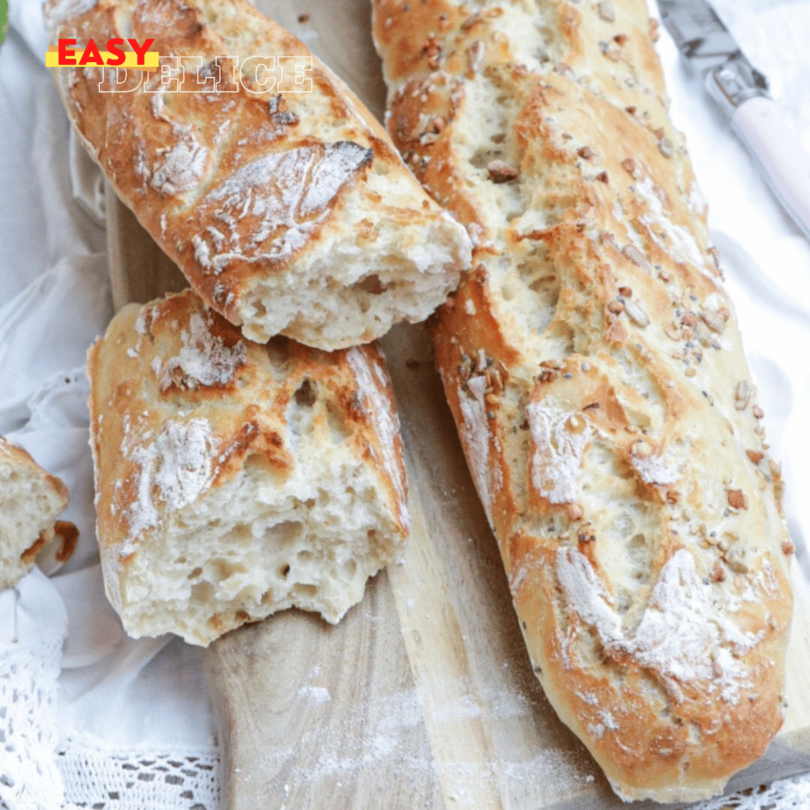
[48,0,472,350]
[87,290,409,646]
[0,438,72,591]
[373,0,793,802]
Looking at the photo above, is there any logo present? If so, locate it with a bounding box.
[47,38,313,95]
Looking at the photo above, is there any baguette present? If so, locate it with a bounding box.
[48,0,472,350]
[0,438,72,590]
[87,290,409,646]
[373,0,793,802]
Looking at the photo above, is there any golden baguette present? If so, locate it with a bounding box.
[48,0,472,350]
[373,0,793,801]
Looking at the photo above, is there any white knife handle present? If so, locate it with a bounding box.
[732,96,810,241]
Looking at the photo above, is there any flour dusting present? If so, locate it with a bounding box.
[634,177,714,278]
[156,311,246,391]
[254,681,594,802]
[124,418,218,550]
[631,452,679,486]
[527,400,591,504]
[150,128,209,195]
[557,547,765,704]
[298,686,331,703]
[43,0,98,33]
[194,141,372,273]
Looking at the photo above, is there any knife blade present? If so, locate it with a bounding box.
[657,0,810,242]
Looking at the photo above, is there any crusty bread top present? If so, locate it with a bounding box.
[87,290,409,608]
[49,0,471,347]
[373,0,793,802]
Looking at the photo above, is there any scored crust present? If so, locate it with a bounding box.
[87,290,410,646]
[0,437,71,591]
[373,0,793,802]
[48,0,472,350]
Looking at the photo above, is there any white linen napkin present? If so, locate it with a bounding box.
[0,4,220,809]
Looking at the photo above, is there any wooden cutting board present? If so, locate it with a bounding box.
[105,1,810,807]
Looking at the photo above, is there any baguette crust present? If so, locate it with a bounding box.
[87,290,409,645]
[48,0,472,349]
[0,437,70,590]
[373,0,793,802]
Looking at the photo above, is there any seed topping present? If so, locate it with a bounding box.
[488,160,519,183]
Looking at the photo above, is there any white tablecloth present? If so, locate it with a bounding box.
[0,1,809,808]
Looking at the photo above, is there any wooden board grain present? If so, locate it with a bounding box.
[104,0,810,807]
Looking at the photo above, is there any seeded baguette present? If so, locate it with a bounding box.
[0,437,71,591]
[87,290,409,647]
[373,0,793,802]
[47,0,472,350]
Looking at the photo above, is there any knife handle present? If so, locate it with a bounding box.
[732,96,810,242]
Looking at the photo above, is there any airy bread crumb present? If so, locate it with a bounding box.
[0,438,69,591]
[88,291,410,646]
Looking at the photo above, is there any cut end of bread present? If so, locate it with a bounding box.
[236,209,470,350]
[0,439,70,591]
[119,451,403,646]
[89,291,410,647]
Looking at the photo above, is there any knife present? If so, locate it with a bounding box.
[657,0,810,242]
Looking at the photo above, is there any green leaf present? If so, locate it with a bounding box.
[0,0,8,49]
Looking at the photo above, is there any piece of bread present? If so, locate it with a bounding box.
[47,0,472,350]
[0,438,71,591]
[87,290,409,647]
[373,0,793,802]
